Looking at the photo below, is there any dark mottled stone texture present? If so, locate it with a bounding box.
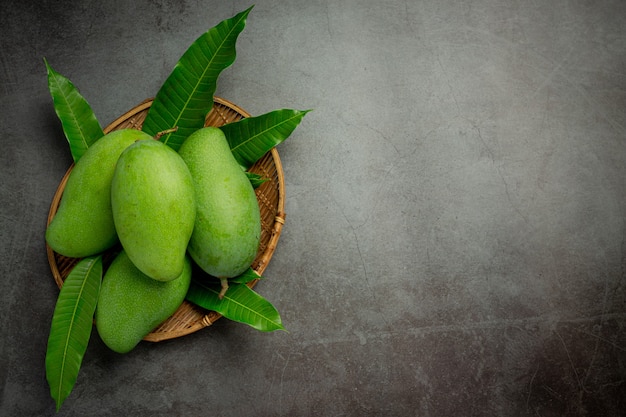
[1,0,625,415]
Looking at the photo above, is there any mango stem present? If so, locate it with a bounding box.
[154,126,178,140]
[218,277,229,299]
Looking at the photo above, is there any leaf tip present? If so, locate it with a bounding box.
[44,57,54,74]
[237,4,254,23]
[275,324,288,333]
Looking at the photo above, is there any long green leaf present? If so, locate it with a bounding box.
[44,59,104,162]
[229,267,262,285]
[141,6,253,151]
[186,280,285,332]
[246,172,269,188]
[46,256,102,412]
[221,109,311,170]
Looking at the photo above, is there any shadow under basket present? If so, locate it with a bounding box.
[46,97,286,342]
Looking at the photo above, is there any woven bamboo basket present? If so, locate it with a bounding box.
[46,97,286,342]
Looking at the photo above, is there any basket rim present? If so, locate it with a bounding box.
[46,96,286,342]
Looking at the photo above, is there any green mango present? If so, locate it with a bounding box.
[111,139,196,281]
[96,250,191,353]
[178,127,261,292]
[46,129,153,258]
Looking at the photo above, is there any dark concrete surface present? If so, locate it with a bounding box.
[1,0,625,416]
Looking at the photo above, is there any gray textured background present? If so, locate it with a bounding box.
[1,0,625,416]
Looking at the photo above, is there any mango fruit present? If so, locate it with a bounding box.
[178,127,261,287]
[111,139,196,281]
[95,250,192,353]
[46,129,153,258]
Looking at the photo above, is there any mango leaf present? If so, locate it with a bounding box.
[221,109,311,170]
[186,280,285,332]
[141,6,253,151]
[246,172,269,189]
[46,255,102,412]
[44,58,104,162]
[229,267,262,285]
